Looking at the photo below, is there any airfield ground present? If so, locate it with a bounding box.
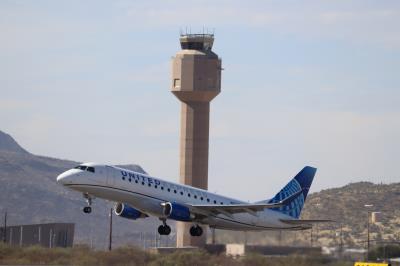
[0,243,354,266]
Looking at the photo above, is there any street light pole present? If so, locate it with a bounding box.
[365,204,373,261]
[211,228,216,245]
[108,208,113,251]
[367,213,370,259]
[314,203,321,247]
[3,210,7,243]
[340,223,343,252]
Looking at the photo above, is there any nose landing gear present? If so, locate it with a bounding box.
[82,193,93,214]
[190,225,203,237]
[83,206,92,213]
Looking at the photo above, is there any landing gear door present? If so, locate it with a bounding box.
[105,166,115,186]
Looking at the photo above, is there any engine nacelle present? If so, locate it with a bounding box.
[114,203,147,220]
[162,202,193,222]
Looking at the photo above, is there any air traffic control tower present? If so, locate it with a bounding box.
[171,34,222,247]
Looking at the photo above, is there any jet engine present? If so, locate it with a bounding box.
[114,203,147,220]
[162,202,194,222]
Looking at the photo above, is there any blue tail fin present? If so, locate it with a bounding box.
[267,166,316,219]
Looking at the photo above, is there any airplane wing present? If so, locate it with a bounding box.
[189,202,283,217]
[188,189,305,217]
[280,219,334,225]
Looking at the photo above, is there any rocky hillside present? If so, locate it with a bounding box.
[0,130,164,248]
[302,182,400,247]
[215,183,400,248]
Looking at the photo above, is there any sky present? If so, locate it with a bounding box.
[1,0,400,201]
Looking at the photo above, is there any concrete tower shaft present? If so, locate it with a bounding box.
[171,34,221,247]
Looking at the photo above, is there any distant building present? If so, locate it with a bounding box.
[1,223,74,248]
[225,244,322,257]
[371,212,382,223]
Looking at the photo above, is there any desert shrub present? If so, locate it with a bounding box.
[241,252,271,266]
[150,250,242,266]
[149,250,212,266]
[0,242,17,259]
[92,246,154,266]
[20,245,70,264]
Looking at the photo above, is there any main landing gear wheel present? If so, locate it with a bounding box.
[158,219,171,235]
[190,225,203,237]
[158,225,171,235]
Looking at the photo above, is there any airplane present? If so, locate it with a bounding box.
[57,164,329,236]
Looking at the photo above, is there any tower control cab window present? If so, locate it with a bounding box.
[181,42,204,50]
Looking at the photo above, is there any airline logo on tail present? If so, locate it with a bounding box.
[268,166,316,219]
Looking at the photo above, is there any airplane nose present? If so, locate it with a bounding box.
[57,171,71,184]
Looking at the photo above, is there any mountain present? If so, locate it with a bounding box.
[0,130,164,248]
[0,131,28,154]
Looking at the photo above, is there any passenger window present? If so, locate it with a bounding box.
[122,176,125,180]
[207,199,210,202]
[214,200,217,204]
[161,187,164,190]
[155,185,158,189]
[135,180,138,183]
[129,178,131,182]
[142,182,145,185]
[174,190,177,194]
[200,197,203,201]
[168,188,171,192]
[194,195,197,199]
[180,191,183,195]
[188,194,191,197]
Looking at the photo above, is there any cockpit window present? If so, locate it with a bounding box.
[87,167,95,173]
[75,165,87,171]
[74,165,95,173]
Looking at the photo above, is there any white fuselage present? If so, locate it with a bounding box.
[57,163,304,231]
